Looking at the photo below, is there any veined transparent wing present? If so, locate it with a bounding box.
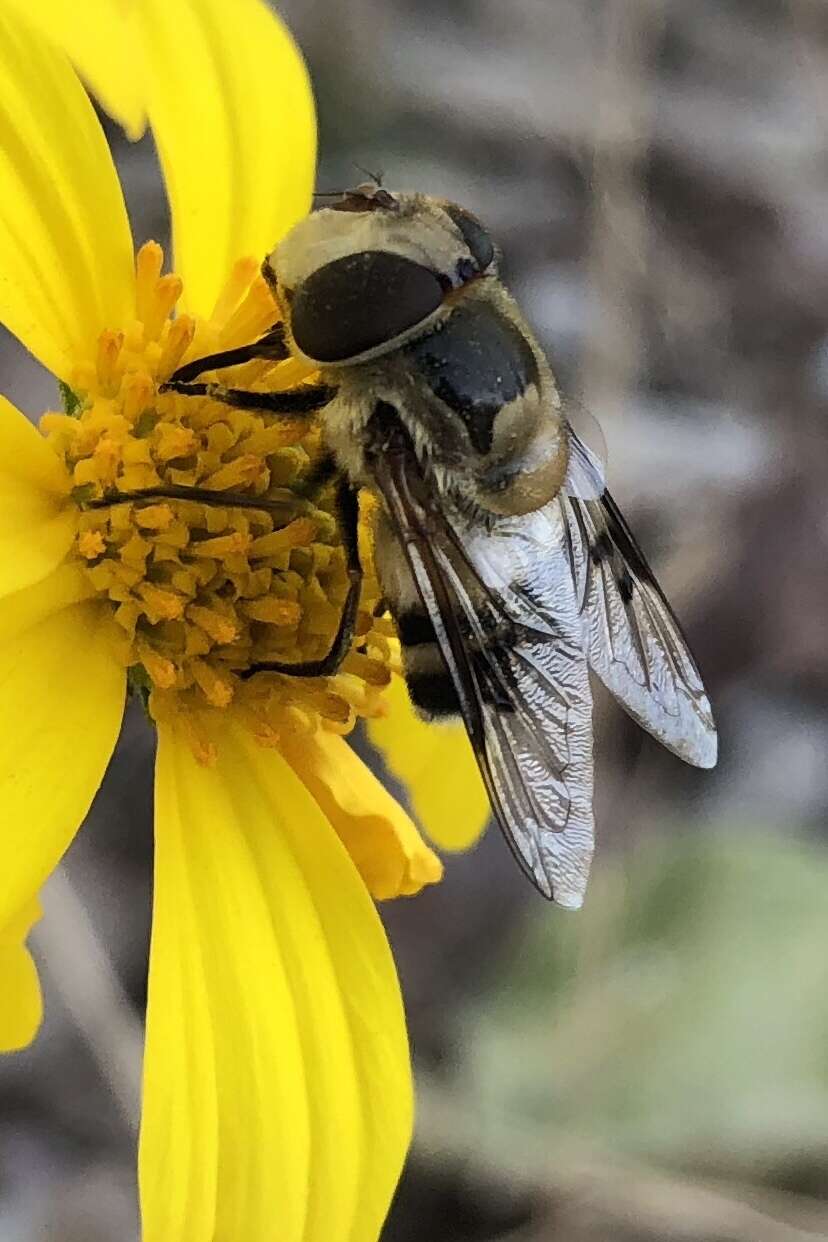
[373,433,595,908]
[562,404,607,500]
[561,430,717,768]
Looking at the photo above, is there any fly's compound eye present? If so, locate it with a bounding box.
[444,204,495,274]
[290,251,444,363]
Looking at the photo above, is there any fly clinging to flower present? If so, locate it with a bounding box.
[159,182,718,908]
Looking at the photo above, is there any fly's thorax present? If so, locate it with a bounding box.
[325,280,566,515]
[318,281,568,521]
[318,376,385,490]
[414,280,568,518]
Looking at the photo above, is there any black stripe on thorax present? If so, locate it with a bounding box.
[402,299,540,455]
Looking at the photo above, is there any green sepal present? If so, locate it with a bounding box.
[70,483,97,506]
[127,663,152,711]
[58,380,82,418]
[133,409,160,438]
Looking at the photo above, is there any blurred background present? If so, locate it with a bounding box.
[2,0,828,1238]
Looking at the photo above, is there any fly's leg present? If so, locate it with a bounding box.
[85,484,308,515]
[160,379,336,416]
[168,323,289,384]
[162,297,336,430]
[241,476,362,680]
[86,442,339,514]
[87,473,362,679]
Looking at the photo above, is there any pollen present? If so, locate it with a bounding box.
[40,243,395,761]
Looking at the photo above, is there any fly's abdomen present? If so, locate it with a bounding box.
[377,523,514,721]
[394,601,519,719]
[372,506,462,718]
[396,608,463,718]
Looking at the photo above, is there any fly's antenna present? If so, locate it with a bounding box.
[314,175,397,213]
[354,162,384,187]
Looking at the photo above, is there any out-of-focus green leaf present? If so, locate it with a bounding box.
[463,831,828,1173]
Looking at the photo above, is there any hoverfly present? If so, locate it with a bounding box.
[161,183,718,908]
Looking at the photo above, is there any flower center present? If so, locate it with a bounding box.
[40,243,397,763]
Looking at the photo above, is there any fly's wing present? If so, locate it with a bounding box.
[562,405,607,499]
[559,430,717,768]
[374,441,595,908]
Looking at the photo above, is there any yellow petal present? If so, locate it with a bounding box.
[0,562,93,646]
[142,720,412,1242]
[137,0,316,319]
[0,594,125,927]
[0,397,76,598]
[282,728,443,899]
[0,4,135,379]
[1,0,146,139]
[368,675,490,851]
[0,898,43,1051]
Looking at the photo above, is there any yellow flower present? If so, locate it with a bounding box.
[0,0,489,1237]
